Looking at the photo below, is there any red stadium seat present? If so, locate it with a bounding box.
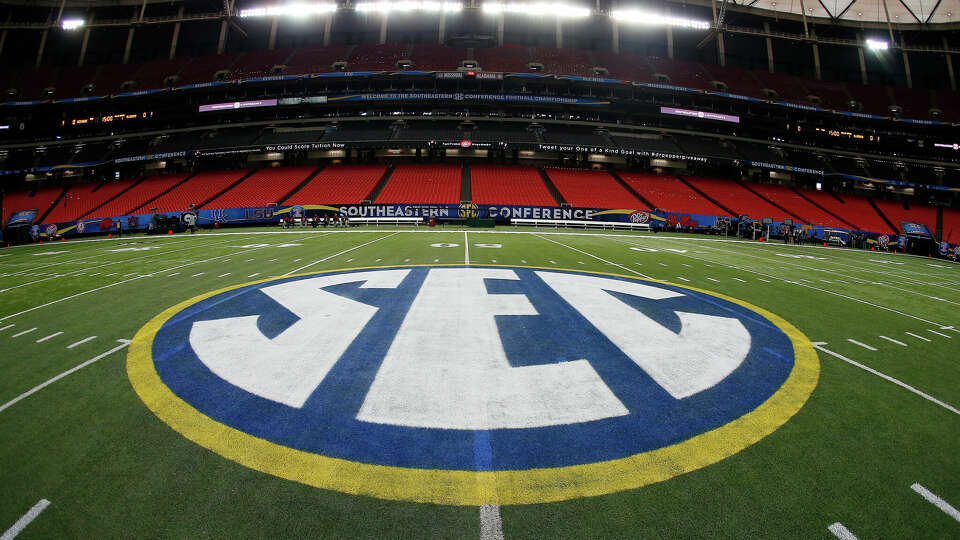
[206,167,317,209]
[800,190,895,233]
[285,165,387,205]
[619,173,728,216]
[682,176,797,221]
[546,169,638,209]
[471,166,556,206]
[376,165,461,204]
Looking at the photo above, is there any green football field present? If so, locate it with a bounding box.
[0,226,957,539]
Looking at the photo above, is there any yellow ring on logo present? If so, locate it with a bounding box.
[127,265,819,506]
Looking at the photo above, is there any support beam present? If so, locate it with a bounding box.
[799,0,809,38]
[496,13,504,45]
[438,13,445,44]
[378,13,388,44]
[764,22,774,73]
[812,42,822,80]
[268,17,278,50]
[856,34,868,85]
[611,20,619,54]
[35,29,48,68]
[881,0,896,44]
[555,17,562,48]
[666,25,674,59]
[901,34,912,88]
[0,30,7,60]
[169,6,183,60]
[78,25,91,66]
[122,26,135,64]
[945,37,957,91]
[323,13,332,47]
[717,31,726,67]
[217,19,228,54]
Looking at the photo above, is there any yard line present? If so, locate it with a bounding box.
[812,342,959,415]
[732,277,747,282]
[375,259,382,262]
[535,235,653,279]
[246,259,254,262]
[0,340,130,414]
[550,260,557,264]
[521,259,527,264]
[682,263,691,267]
[248,273,260,278]
[928,329,952,339]
[282,233,400,276]
[218,273,231,278]
[905,332,932,342]
[11,328,37,338]
[268,258,277,262]
[35,331,63,343]
[67,336,97,349]
[0,499,51,540]
[0,324,13,332]
[0,274,64,293]
[479,505,504,540]
[191,273,204,277]
[847,339,877,351]
[757,278,771,283]
[676,276,690,282]
[910,483,960,522]
[707,277,719,282]
[828,523,859,540]
[293,258,302,262]
[879,335,907,347]
[167,273,180,277]
[464,231,470,265]
[577,261,585,265]
[404,258,411,262]
[658,263,668,267]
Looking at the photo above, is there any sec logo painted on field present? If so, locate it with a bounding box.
[128,266,818,505]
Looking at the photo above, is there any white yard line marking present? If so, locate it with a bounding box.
[0,340,130,414]
[167,273,180,277]
[847,339,877,351]
[35,332,63,343]
[191,273,204,277]
[535,235,653,279]
[434,259,440,263]
[293,258,302,262]
[682,263,692,267]
[906,332,931,342]
[248,273,261,278]
[707,277,719,282]
[479,505,504,540]
[732,277,747,282]
[346,258,354,262]
[659,262,668,267]
[928,329,952,338]
[577,261,585,265]
[282,233,400,276]
[246,259,254,262]
[813,342,959,415]
[820,279,832,283]
[0,274,63,293]
[66,336,97,349]
[218,273,231,277]
[757,278,771,283]
[11,328,37,338]
[268,258,277,262]
[550,260,557,264]
[404,258,411,262]
[1,499,51,540]
[676,276,690,282]
[828,522,859,540]
[879,335,907,347]
[911,483,960,522]
[0,324,13,332]
[375,259,382,262]
[464,231,470,265]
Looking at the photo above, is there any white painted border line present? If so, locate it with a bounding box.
[905,332,932,342]
[479,504,504,540]
[911,483,960,522]
[11,328,36,338]
[878,335,907,347]
[0,340,130,414]
[0,499,51,540]
[282,232,399,276]
[66,336,97,349]
[0,324,14,332]
[828,522,859,540]
[847,339,878,351]
[813,342,959,415]
[535,234,653,280]
[928,329,952,339]
[676,276,690,282]
[464,231,470,265]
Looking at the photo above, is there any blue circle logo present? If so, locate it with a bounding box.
[129,266,818,505]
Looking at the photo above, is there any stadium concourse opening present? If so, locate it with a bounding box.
[0,0,959,537]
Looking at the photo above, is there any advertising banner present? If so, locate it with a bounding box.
[5,209,38,226]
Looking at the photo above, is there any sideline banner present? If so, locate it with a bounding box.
[5,209,38,226]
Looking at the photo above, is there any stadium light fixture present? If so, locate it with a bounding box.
[355,1,462,13]
[61,18,84,30]
[238,3,337,18]
[865,39,889,50]
[482,2,591,18]
[610,9,710,30]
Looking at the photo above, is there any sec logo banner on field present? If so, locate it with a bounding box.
[128,266,818,505]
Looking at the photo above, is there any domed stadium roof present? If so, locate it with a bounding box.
[729,0,956,24]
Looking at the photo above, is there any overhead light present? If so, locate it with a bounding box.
[61,18,84,30]
[356,1,462,13]
[482,2,590,17]
[238,3,337,18]
[866,39,889,50]
[610,9,710,29]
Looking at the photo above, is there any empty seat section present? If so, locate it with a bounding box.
[533,47,594,76]
[804,80,850,110]
[752,71,810,103]
[2,187,63,223]
[749,184,847,227]
[471,166,556,206]
[233,48,293,78]
[144,170,250,213]
[93,174,187,216]
[283,45,352,75]
[943,209,960,244]
[619,173,728,215]
[593,51,652,82]
[546,169,637,208]
[701,64,766,98]
[92,63,135,95]
[206,167,316,209]
[873,199,937,232]
[474,45,529,72]
[646,57,710,89]
[177,54,239,85]
[376,165,461,204]
[410,44,463,71]
[134,59,183,90]
[800,191,894,233]
[285,165,386,205]
[348,43,406,71]
[891,87,933,119]
[846,84,893,116]
[683,177,795,221]
[45,181,135,223]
